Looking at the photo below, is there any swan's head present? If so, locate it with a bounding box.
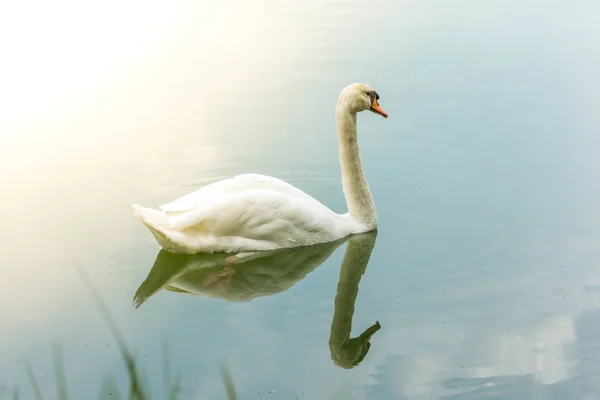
[338,83,388,118]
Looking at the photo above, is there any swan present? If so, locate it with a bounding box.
[132,83,388,254]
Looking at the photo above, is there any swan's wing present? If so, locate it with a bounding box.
[168,188,345,247]
[159,173,315,213]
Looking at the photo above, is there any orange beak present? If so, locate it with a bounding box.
[370,98,388,118]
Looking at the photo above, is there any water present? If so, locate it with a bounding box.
[1,0,600,398]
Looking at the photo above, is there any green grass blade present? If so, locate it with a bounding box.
[12,384,20,400]
[23,357,44,400]
[167,372,181,400]
[75,267,146,400]
[52,343,69,400]
[219,363,237,400]
[96,376,123,400]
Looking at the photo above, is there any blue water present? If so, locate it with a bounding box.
[2,0,600,399]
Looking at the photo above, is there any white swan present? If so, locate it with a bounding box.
[132,83,388,254]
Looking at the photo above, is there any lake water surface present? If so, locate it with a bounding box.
[2,0,600,399]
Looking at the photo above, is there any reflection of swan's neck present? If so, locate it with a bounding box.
[329,237,372,344]
[336,106,376,228]
[329,233,378,368]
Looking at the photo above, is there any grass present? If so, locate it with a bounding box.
[12,267,237,400]
[11,265,359,400]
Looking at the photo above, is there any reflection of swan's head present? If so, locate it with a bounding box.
[331,321,381,369]
[338,83,388,118]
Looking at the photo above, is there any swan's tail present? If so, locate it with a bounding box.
[132,204,169,231]
[132,204,180,250]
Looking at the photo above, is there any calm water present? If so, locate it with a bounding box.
[2,0,600,399]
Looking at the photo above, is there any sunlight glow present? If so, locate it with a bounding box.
[0,0,304,337]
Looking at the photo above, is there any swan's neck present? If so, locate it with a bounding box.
[336,108,377,228]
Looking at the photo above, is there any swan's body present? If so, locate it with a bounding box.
[133,83,388,254]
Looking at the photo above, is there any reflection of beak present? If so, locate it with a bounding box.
[370,98,388,118]
[360,321,382,344]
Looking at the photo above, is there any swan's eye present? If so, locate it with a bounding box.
[365,91,371,96]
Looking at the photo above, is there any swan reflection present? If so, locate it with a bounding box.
[134,231,380,368]
[329,231,380,369]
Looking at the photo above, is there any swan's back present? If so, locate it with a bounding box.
[159,173,320,214]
